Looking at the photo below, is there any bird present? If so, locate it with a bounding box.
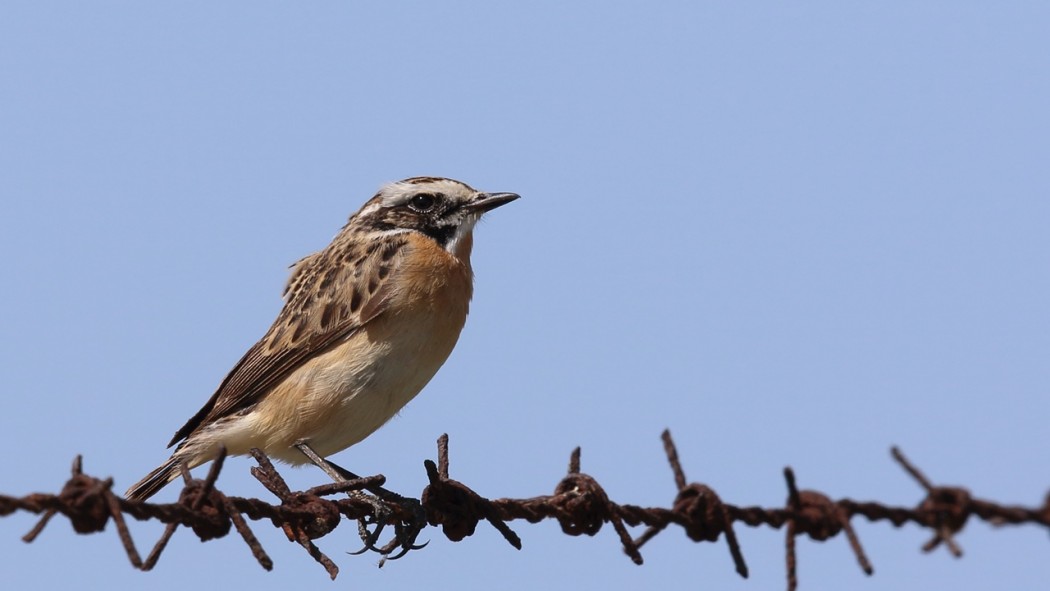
[126,177,519,501]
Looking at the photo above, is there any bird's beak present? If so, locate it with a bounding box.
[465,192,520,214]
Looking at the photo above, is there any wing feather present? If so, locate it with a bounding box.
[167,234,409,447]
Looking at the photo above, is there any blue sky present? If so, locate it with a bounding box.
[1,3,1048,590]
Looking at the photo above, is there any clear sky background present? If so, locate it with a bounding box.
[1,3,1048,590]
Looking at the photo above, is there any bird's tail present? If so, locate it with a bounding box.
[125,456,182,502]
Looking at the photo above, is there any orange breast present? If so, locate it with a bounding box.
[244,231,477,462]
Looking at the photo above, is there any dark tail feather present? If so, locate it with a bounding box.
[125,457,180,501]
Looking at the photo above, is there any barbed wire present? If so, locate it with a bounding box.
[1,431,1047,590]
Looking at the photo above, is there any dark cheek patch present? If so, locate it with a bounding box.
[423,224,456,248]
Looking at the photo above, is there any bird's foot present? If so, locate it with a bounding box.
[294,440,428,562]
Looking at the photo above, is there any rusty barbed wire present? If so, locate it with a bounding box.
[1,431,1048,590]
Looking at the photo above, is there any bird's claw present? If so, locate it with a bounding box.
[347,494,428,562]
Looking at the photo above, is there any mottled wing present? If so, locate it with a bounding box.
[168,234,409,447]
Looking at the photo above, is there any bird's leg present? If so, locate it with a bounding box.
[293,441,393,551]
[294,440,358,484]
[321,455,428,560]
[293,441,425,559]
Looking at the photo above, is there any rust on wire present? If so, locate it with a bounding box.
[0,432,1048,590]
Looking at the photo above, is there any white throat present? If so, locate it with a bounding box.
[444,215,478,257]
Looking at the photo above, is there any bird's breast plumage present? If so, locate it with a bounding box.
[242,232,474,462]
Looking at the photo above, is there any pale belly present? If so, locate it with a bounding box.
[212,311,465,464]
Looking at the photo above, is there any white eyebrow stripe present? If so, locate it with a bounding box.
[378,179,471,207]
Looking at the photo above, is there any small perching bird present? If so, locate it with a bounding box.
[126,177,519,501]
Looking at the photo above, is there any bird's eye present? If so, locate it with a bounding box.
[409,193,439,212]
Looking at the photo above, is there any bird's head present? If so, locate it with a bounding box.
[353,177,519,257]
